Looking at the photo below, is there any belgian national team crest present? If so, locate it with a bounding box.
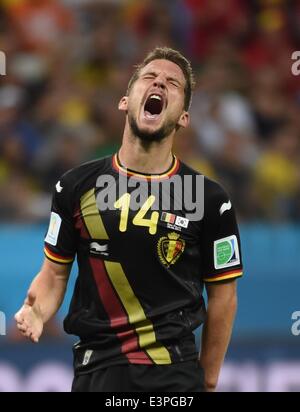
[157,232,185,267]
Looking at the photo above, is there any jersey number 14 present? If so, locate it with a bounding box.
[114,193,159,235]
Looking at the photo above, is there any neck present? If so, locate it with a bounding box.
[118,119,175,174]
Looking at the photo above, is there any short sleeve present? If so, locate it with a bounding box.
[44,175,77,265]
[201,181,243,283]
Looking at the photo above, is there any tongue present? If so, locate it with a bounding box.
[144,110,159,119]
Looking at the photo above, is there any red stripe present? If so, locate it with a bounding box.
[175,240,182,253]
[89,257,152,364]
[209,269,242,279]
[127,354,154,363]
[44,246,73,261]
[74,208,90,239]
[169,214,176,224]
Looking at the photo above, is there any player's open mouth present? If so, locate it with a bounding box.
[143,94,165,120]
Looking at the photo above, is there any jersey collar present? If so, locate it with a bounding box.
[112,153,180,180]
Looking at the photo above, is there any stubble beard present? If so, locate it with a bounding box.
[128,112,177,143]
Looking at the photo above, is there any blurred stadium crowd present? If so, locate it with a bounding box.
[0,0,299,223]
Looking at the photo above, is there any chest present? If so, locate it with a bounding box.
[75,182,203,267]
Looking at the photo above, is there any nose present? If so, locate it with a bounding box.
[153,74,166,90]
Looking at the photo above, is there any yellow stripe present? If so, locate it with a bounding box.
[104,261,171,364]
[166,239,177,261]
[81,188,171,363]
[80,188,108,239]
[204,271,243,283]
[44,248,74,264]
[115,154,178,179]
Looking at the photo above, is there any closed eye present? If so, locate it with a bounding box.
[141,73,182,87]
[167,78,181,87]
[142,74,156,80]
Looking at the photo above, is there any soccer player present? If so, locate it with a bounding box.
[15,47,243,392]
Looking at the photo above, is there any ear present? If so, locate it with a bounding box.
[177,111,190,129]
[118,96,128,112]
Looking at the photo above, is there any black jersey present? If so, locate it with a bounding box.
[44,154,243,373]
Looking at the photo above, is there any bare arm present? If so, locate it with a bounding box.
[199,280,237,391]
[15,258,72,343]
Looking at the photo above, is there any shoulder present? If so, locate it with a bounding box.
[178,159,229,202]
[204,176,229,203]
[57,156,112,190]
[178,159,202,177]
[50,156,113,206]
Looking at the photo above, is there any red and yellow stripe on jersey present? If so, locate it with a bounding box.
[112,154,180,180]
[80,188,172,365]
[203,269,243,283]
[44,246,74,264]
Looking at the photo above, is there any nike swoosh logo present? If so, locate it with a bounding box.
[56,181,63,193]
[220,201,232,216]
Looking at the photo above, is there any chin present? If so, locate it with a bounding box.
[129,114,165,142]
[139,123,162,135]
[129,109,177,143]
[136,129,167,143]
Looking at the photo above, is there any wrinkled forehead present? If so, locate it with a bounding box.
[139,59,186,86]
